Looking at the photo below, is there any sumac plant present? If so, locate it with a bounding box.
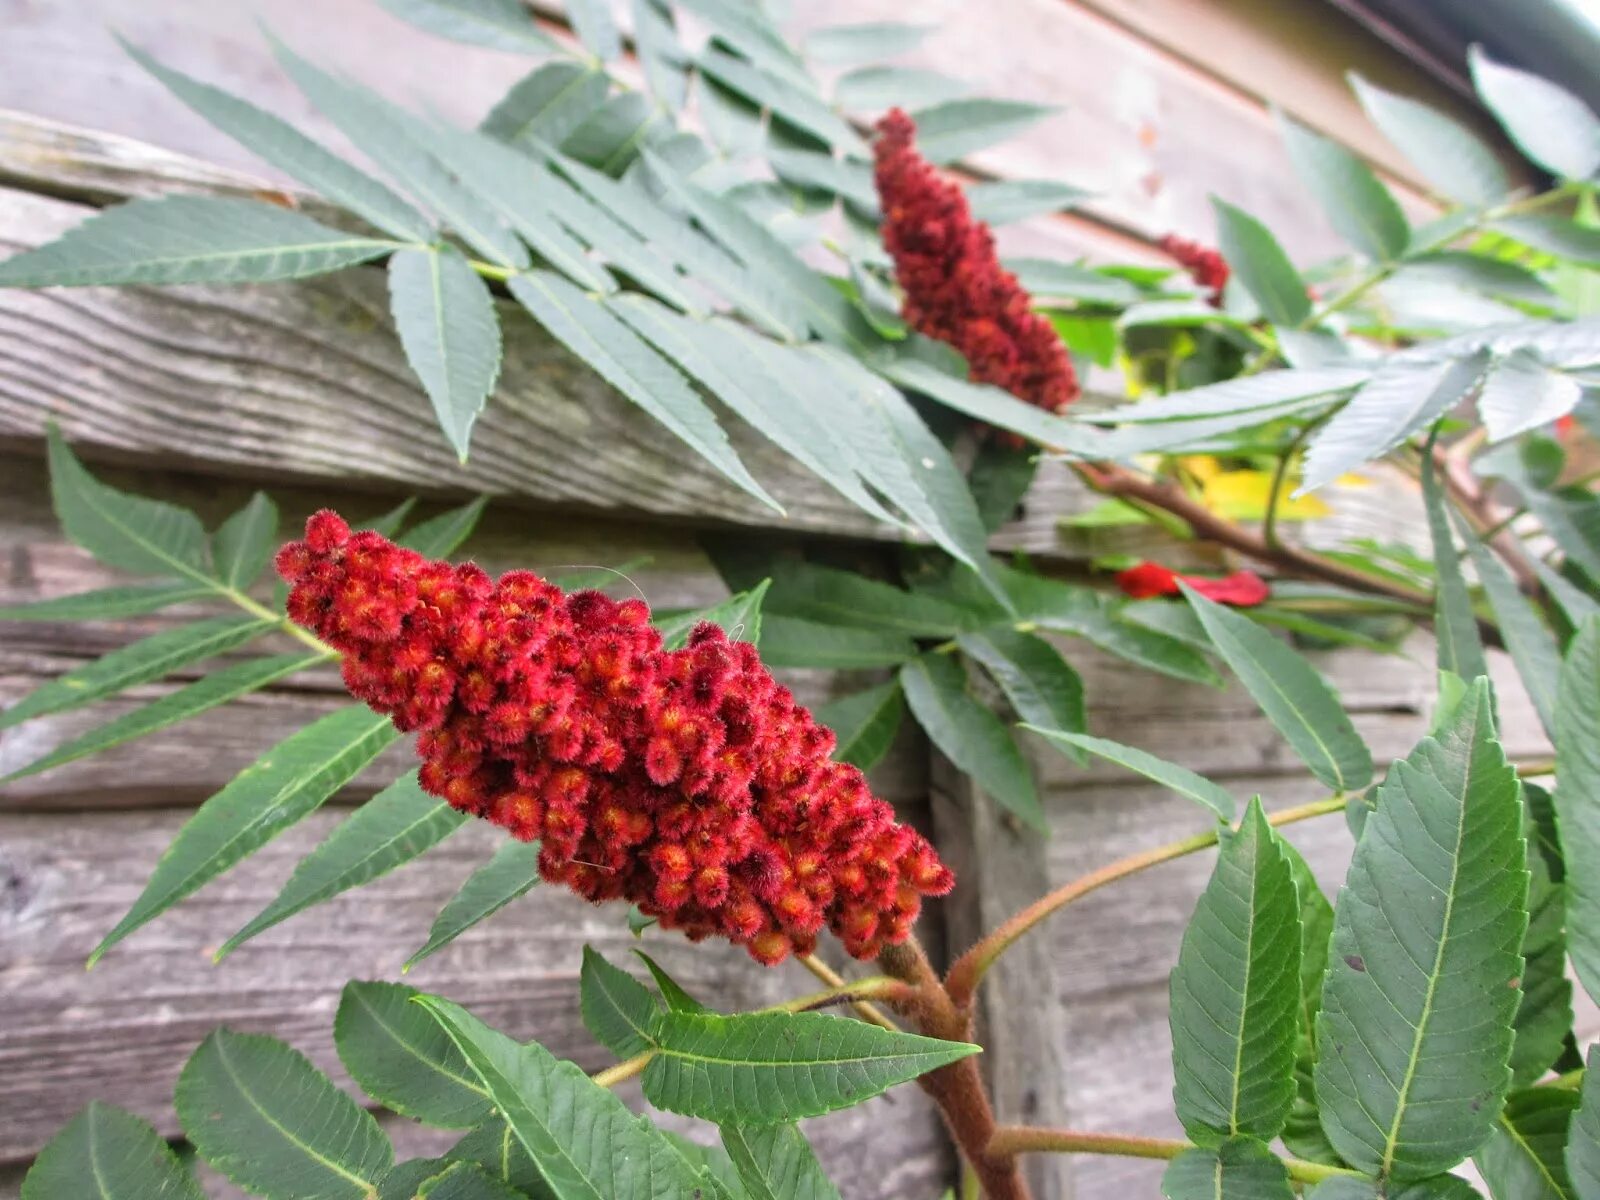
[5,1,1600,1197]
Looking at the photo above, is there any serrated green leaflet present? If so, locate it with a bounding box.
[213,492,279,590]
[1281,837,1335,1040]
[1,613,273,732]
[1213,197,1311,326]
[565,0,621,60]
[406,839,541,969]
[445,1120,542,1194]
[1475,1088,1579,1200]
[0,196,402,288]
[1275,109,1408,262]
[90,705,396,965]
[1556,618,1600,1006]
[1171,800,1300,1143]
[967,180,1090,226]
[1469,47,1600,181]
[641,1009,979,1124]
[1569,1047,1600,1197]
[507,272,776,511]
[720,1123,841,1200]
[363,497,418,537]
[1026,728,1234,821]
[20,1101,205,1200]
[398,497,489,559]
[835,66,967,112]
[378,1159,523,1200]
[483,61,609,147]
[879,355,1104,456]
[388,247,503,462]
[657,581,768,650]
[816,681,904,772]
[335,981,492,1128]
[561,91,661,175]
[805,21,933,66]
[1159,1136,1295,1199]
[1182,585,1371,792]
[759,616,915,669]
[632,0,688,109]
[417,996,712,1200]
[122,40,433,241]
[1422,447,1488,684]
[633,950,708,1013]
[177,1030,393,1200]
[901,652,1044,830]
[905,98,1055,163]
[580,946,662,1058]
[696,48,862,153]
[4,651,322,783]
[1351,75,1509,207]
[1467,537,1560,739]
[48,426,210,580]
[1510,817,1571,1086]
[1075,368,1367,426]
[0,580,214,622]
[375,0,562,54]
[1314,680,1527,1181]
[764,561,973,637]
[1495,214,1600,265]
[220,772,466,957]
[1479,350,1584,443]
[958,628,1085,740]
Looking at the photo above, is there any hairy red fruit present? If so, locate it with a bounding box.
[873,109,1080,445]
[277,512,953,964]
[1157,234,1231,307]
[1115,561,1270,607]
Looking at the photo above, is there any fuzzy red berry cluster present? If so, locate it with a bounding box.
[873,108,1080,443]
[1158,234,1231,308]
[276,512,953,965]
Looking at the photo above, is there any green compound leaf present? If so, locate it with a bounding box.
[1212,198,1312,326]
[1469,46,1600,180]
[1475,1087,1579,1200]
[221,772,467,957]
[1275,108,1408,262]
[1314,679,1528,1182]
[958,628,1086,741]
[1556,617,1600,1007]
[416,996,712,1200]
[816,680,905,772]
[1170,799,1301,1144]
[3,651,323,784]
[176,1030,393,1200]
[720,1122,841,1200]
[406,838,541,970]
[0,580,214,622]
[1351,74,1509,207]
[20,1100,206,1200]
[1182,585,1372,792]
[508,272,776,512]
[1026,729,1234,823]
[212,492,279,590]
[1160,1136,1295,1199]
[0,196,401,288]
[90,705,397,965]
[48,425,210,581]
[398,496,489,559]
[580,945,662,1059]
[641,1009,980,1125]
[1569,1047,1600,1198]
[388,246,503,462]
[1422,448,1488,685]
[335,980,492,1129]
[901,652,1044,831]
[0,613,273,732]
[122,40,433,241]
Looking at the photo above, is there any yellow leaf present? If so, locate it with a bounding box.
[1200,469,1331,521]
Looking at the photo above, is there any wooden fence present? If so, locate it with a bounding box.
[0,2,1565,1197]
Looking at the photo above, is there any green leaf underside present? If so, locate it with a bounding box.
[0,581,214,622]
[406,839,541,969]
[1479,349,1584,443]
[900,652,1045,830]
[1467,537,1560,739]
[1569,1047,1600,1197]
[1314,680,1527,1181]
[222,772,466,956]
[335,981,492,1129]
[1182,586,1372,792]
[1556,618,1600,1007]
[213,492,280,591]
[720,1123,842,1200]
[580,946,662,1059]
[1422,449,1488,684]
[1026,728,1235,823]
[91,706,397,964]
[417,996,714,1200]
[816,681,905,772]
[176,1030,393,1200]
[375,0,562,54]
[1,613,274,732]
[1276,109,1408,262]
[1475,1088,1578,1200]
[0,196,401,288]
[20,1101,206,1200]
[388,246,503,461]
[805,21,933,66]
[905,98,1055,163]
[1080,368,1368,426]
[835,65,967,112]
[641,1009,980,1124]
[5,651,323,783]
[957,628,1086,739]
[1469,46,1600,180]
[1170,799,1301,1143]
[1351,74,1509,207]
[1160,1136,1295,1199]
